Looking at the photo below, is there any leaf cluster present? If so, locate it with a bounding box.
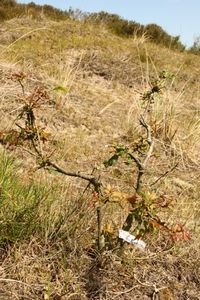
[0,73,50,151]
[142,70,175,112]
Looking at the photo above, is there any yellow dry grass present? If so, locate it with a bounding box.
[0,16,200,299]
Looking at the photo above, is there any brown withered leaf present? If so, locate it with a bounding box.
[126,193,142,206]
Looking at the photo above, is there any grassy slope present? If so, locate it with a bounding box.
[0,16,200,299]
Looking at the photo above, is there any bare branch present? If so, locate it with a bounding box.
[139,115,154,167]
[127,116,154,193]
[139,116,152,145]
[44,160,102,193]
[143,139,154,167]
[121,116,154,233]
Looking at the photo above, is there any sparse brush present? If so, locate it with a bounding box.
[0,14,199,300]
[2,70,191,254]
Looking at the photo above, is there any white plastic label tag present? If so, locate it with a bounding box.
[119,229,146,250]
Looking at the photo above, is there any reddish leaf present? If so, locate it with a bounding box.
[172,223,191,242]
[127,193,142,206]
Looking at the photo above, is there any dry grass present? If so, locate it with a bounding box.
[0,16,200,299]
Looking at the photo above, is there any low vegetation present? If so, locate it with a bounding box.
[0,0,191,51]
[0,1,200,299]
[0,0,69,21]
[87,11,185,51]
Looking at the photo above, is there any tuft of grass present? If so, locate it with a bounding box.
[0,151,46,244]
[0,151,96,248]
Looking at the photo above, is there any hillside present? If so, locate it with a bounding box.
[0,7,200,300]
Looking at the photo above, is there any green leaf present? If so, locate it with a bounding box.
[115,145,127,154]
[103,154,119,168]
[47,167,59,175]
[124,158,132,165]
[52,85,69,93]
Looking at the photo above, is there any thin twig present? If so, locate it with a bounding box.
[139,116,154,166]
[128,152,142,167]
[97,206,104,251]
[19,146,37,157]
[128,116,154,193]
[150,162,179,186]
[30,138,42,157]
[144,140,154,167]
[34,119,44,158]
